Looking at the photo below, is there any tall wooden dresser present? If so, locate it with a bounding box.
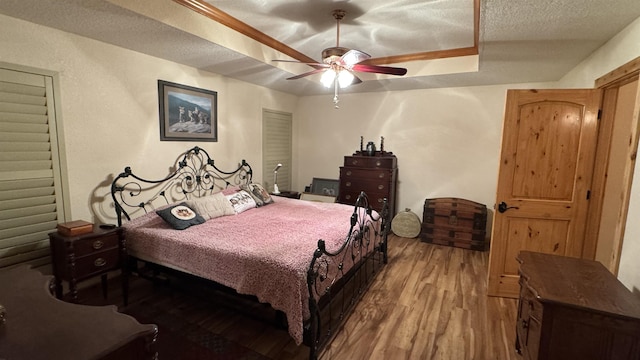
[337,150,397,215]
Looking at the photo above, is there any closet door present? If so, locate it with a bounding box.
[0,67,67,269]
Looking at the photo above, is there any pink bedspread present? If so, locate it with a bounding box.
[123,197,362,345]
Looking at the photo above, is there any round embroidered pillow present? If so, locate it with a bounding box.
[391,208,421,238]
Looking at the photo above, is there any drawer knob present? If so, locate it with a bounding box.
[352,160,358,165]
[94,258,107,267]
[346,182,351,187]
[92,240,104,250]
[378,184,384,190]
[346,171,352,176]
[378,173,384,178]
[345,195,351,200]
[378,198,383,203]
[376,160,381,166]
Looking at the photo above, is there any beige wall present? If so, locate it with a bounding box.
[0,14,298,224]
[294,83,549,218]
[556,16,640,292]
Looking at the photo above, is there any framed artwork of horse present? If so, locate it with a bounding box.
[158,80,218,142]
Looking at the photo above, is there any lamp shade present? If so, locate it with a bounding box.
[320,69,336,88]
[338,70,354,88]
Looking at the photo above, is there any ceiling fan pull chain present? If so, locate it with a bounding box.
[333,79,340,109]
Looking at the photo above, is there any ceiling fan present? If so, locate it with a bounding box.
[274,9,408,108]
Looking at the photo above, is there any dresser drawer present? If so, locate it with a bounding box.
[344,156,397,169]
[341,167,393,181]
[340,190,388,209]
[75,249,120,279]
[73,233,119,256]
[342,178,390,192]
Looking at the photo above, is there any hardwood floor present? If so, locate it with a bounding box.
[322,235,518,360]
[81,235,519,360]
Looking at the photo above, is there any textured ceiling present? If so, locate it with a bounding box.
[0,0,639,96]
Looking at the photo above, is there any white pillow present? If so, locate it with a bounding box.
[185,192,235,220]
[225,190,257,214]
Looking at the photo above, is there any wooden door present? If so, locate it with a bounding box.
[487,89,602,298]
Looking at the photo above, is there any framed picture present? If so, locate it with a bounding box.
[158,80,217,142]
[310,178,340,197]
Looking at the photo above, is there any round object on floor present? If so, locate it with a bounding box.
[391,208,421,238]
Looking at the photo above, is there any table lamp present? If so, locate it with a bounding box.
[273,163,282,194]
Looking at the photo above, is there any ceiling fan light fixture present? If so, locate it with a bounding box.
[273,8,406,108]
[338,70,354,88]
[321,69,336,88]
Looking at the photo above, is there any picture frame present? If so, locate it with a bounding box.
[310,178,340,197]
[158,80,217,142]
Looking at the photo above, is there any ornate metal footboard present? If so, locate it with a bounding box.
[110,146,252,225]
[306,191,390,360]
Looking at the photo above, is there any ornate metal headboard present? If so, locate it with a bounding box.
[110,146,252,226]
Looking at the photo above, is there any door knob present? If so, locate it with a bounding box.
[497,201,519,213]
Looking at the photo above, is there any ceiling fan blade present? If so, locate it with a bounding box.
[286,68,327,80]
[272,59,329,72]
[340,49,371,67]
[272,59,326,66]
[352,64,407,76]
[351,73,363,85]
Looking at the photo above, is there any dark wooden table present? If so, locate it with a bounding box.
[0,266,157,360]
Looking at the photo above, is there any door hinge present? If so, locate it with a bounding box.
[586,190,591,200]
[597,109,602,120]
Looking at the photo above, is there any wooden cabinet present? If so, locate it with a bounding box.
[0,265,157,360]
[337,151,397,215]
[516,251,640,360]
[49,226,127,303]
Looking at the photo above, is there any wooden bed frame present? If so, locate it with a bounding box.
[110,146,390,359]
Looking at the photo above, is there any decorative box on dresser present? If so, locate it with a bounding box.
[337,150,397,215]
[49,225,127,303]
[516,251,640,360]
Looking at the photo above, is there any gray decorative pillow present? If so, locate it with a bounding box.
[241,183,274,206]
[240,184,263,206]
[185,192,235,221]
[156,202,206,230]
[225,190,257,214]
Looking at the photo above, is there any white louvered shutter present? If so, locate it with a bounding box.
[262,109,292,193]
[0,68,66,269]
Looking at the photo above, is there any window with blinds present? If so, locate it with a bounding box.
[262,109,292,193]
[0,67,66,269]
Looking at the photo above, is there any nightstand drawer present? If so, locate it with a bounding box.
[74,233,119,256]
[75,249,120,279]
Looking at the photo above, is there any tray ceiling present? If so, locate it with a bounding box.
[0,0,639,95]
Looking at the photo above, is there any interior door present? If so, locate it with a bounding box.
[487,89,602,298]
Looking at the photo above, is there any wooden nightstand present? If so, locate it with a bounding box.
[49,225,127,303]
[271,191,301,199]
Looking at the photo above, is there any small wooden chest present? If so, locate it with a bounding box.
[420,198,488,251]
